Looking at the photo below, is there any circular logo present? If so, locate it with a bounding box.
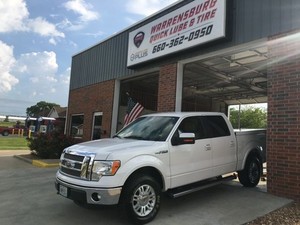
[134,31,145,48]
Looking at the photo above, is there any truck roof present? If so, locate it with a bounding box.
[142,112,226,118]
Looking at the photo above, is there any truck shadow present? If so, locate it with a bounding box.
[55,182,269,225]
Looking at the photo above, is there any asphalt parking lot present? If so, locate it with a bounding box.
[0,155,292,225]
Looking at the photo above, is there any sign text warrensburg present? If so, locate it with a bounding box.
[127,0,226,67]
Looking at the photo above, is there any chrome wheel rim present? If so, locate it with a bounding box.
[132,184,156,217]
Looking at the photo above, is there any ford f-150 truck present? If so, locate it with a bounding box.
[55,112,266,224]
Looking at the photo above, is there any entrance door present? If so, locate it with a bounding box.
[91,112,103,140]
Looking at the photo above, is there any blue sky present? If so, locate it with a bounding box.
[0,0,178,116]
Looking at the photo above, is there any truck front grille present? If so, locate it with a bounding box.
[64,153,84,161]
[59,151,95,180]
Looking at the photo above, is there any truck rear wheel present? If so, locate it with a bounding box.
[121,175,161,224]
[238,157,261,187]
[2,130,9,136]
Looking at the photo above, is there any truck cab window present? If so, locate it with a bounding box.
[178,117,205,140]
[201,116,231,138]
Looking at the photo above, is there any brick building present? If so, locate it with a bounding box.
[66,0,300,201]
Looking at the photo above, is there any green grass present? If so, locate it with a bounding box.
[0,137,29,150]
[0,121,25,127]
[0,122,15,127]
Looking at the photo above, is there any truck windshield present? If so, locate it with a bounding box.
[116,116,179,141]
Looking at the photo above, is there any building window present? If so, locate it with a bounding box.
[117,73,159,131]
[71,114,84,138]
[92,112,103,140]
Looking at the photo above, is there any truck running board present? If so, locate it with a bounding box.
[167,174,237,198]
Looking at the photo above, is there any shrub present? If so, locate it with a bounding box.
[27,131,82,159]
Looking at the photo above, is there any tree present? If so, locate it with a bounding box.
[229,106,267,129]
[26,101,60,117]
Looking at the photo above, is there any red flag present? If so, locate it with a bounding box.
[124,97,144,126]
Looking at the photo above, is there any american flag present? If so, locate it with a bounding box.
[124,97,144,126]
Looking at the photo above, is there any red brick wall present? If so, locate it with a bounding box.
[267,30,300,201]
[67,80,115,141]
[157,63,177,112]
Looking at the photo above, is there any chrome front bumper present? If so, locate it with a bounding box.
[55,178,122,205]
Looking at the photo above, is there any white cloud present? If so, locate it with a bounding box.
[49,38,57,45]
[125,0,178,17]
[84,31,104,38]
[0,0,65,42]
[0,47,69,114]
[46,75,58,82]
[27,17,65,38]
[63,0,99,22]
[60,67,71,85]
[0,41,19,93]
[69,41,78,48]
[10,51,70,105]
[57,18,84,31]
[16,51,58,83]
[27,17,65,44]
[29,77,39,83]
[0,0,29,32]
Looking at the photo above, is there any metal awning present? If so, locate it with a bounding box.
[183,45,268,105]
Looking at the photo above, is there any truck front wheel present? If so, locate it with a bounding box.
[238,157,261,187]
[121,175,161,224]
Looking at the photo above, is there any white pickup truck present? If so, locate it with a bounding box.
[55,112,266,224]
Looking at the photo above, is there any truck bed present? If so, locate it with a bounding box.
[235,129,267,167]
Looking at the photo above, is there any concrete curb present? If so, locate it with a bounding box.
[32,160,59,168]
[14,155,32,164]
[14,155,59,168]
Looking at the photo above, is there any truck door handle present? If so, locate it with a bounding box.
[205,144,211,151]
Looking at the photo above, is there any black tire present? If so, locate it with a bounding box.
[238,157,262,187]
[2,131,9,136]
[121,175,161,225]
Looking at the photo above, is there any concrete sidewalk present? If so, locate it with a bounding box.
[0,150,59,168]
[0,150,31,157]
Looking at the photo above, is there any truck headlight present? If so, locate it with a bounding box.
[91,160,121,181]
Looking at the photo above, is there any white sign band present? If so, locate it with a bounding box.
[127,0,226,67]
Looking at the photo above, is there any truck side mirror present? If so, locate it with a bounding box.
[172,132,195,146]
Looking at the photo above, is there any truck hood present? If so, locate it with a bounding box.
[64,138,156,160]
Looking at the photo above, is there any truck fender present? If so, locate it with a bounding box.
[239,146,264,172]
[118,155,170,191]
